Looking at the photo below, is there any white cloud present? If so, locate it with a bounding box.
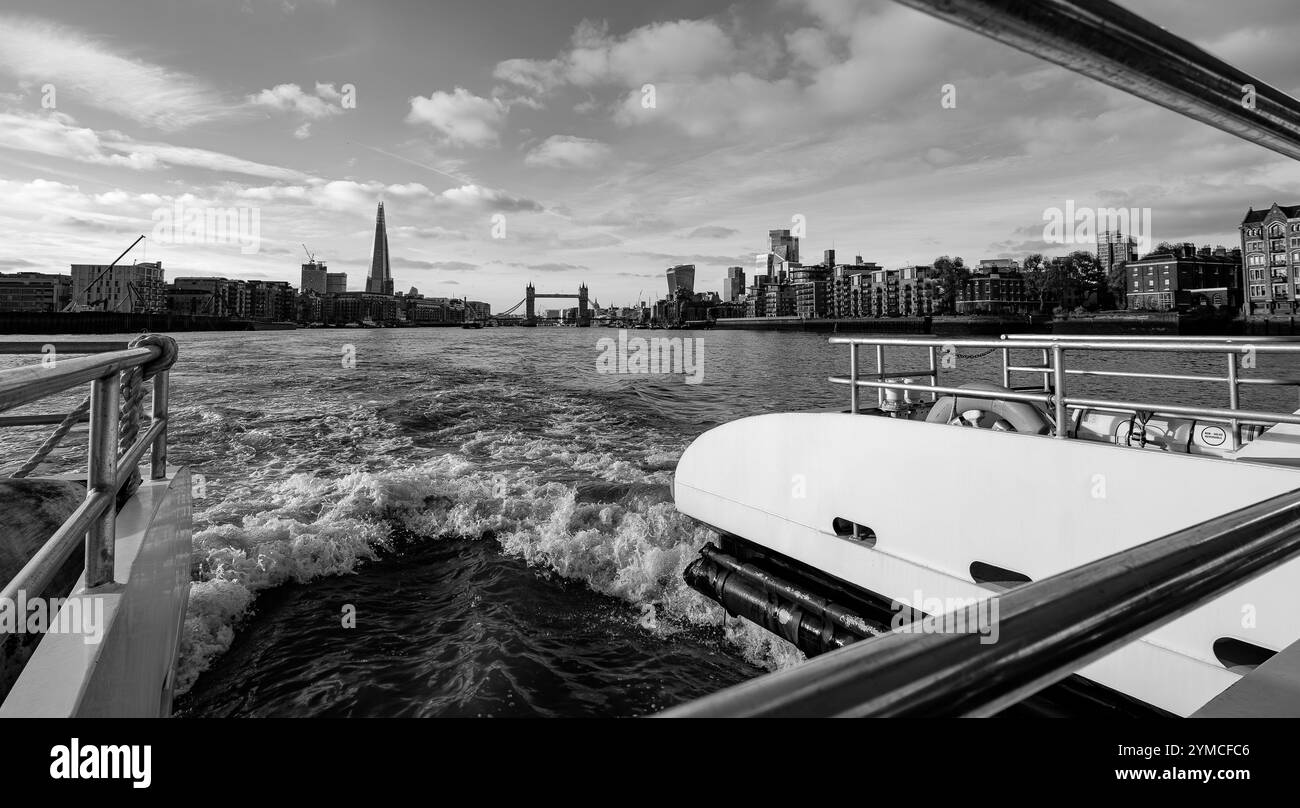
[248,83,344,119]
[524,135,611,169]
[406,88,507,148]
[0,15,232,130]
[0,110,308,180]
[437,184,544,212]
[294,122,313,139]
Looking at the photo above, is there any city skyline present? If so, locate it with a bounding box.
[2,0,1300,311]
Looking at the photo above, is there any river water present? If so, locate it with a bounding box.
[1,328,1296,716]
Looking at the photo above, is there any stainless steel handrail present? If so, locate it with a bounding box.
[893,0,1300,162]
[660,487,1300,717]
[0,338,176,597]
[831,336,1300,445]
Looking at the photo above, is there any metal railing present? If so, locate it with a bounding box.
[660,487,1300,717]
[0,336,177,598]
[893,0,1300,162]
[830,336,1300,449]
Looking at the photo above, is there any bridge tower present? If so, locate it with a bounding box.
[578,283,590,327]
[525,282,536,325]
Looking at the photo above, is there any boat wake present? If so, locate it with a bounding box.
[178,446,803,696]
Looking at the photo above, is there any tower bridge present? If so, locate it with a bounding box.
[495,282,594,326]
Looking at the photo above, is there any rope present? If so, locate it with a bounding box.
[9,397,91,478]
[955,348,998,360]
[118,366,146,497]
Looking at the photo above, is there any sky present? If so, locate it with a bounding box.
[1,0,1300,312]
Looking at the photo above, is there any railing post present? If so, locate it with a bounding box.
[928,345,938,402]
[875,344,885,409]
[86,372,120,587]
[1041,348,1050,392]
[151,370,169,479]
[1001,346,1010,389]
[849,343,859,414]
[1227,351,1240,449]
[1052,344,1067,439]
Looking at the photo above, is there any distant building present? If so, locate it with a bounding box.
[791,264,830,318]
[859,266,935,317]
[769,229,800,267]
[1127,243,1241,311]
[1240,204,1300,315]
[831,263,878,318]
[465,300,491,321]
[324,292,400,324]
[365,201,394,295]
[959,264,1029,315]
[301,261,327,295]
[723,266,745,302]
[70,262,166,313]
[0,272,71,312]
[666,264,696,296]
[169,276,249,318]
[1096,231,1138,275]
[326,272,348,294]
[978,258,1020,273]
[763,282,796,317]
[246,280,297,321]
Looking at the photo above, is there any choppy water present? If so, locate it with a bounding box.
[2,328,1297,716]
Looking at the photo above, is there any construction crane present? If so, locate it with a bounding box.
[302,243,318,264]
[64,234,145,312]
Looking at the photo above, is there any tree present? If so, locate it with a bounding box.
[1027,256,1085,313]
[931,255,969,314]
[1021,253,1048,312]
[1107,260,1129,309]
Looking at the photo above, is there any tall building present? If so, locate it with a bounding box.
[301,260,328,295]
[0,272,71,312]
[326,272,348,294]
[365,201,393,295]
[1240,204,1300,315]
[723,266,745,302]
[1097,231,1138,274]
[666,264,696,296]
[769,229,800,265]
[70,262,166,313]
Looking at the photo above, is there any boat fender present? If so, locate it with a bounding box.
[925,382,1051,435]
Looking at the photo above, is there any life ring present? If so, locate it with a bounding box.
[925,382,1052,435]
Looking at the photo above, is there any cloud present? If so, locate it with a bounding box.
[0,110,310,180]
[248,83,346,119]
[505,261,589,273]
[524,135,612,168]
[392,258,477,271]
[0,15,232,130]
[686,225,739,239]
[497,19,739,93]
[406,88,507,148]
[294,122,313,139]
[436,184,544,212]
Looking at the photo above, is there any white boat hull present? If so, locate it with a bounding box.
[673,412,1300,716]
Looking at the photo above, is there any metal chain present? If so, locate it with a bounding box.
[954,348,998,360]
